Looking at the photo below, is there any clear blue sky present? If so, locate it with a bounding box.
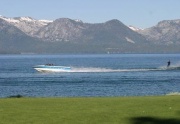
[1,0,180,28]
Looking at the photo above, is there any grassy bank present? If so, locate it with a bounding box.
[0,96,180,124]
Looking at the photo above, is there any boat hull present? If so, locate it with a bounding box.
[34,65,71,72]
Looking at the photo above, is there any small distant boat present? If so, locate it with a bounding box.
[34,64,71,72]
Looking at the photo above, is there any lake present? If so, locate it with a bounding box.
[0,54,179,97]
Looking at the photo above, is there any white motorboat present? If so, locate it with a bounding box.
[34,64,71,72]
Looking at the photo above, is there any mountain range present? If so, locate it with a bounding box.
[0,15,179,54]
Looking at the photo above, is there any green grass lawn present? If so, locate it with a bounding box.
[0,96,180,124]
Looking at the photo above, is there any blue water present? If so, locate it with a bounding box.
[0,54,180,97]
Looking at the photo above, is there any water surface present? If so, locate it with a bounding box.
[0,54,179,97]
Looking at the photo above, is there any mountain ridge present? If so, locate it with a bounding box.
[138,19,180,45]
[0,15,180,54]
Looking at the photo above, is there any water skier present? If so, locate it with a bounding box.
[167,60,171,67]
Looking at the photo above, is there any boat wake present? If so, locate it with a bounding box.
[158,63,180,71]
[34,64,180,73]
[68,66,180,73]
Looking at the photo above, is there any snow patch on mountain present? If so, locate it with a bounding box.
[39,20,53,25]
[0,15,53,25]
[125,37,135,43]
[74,19,83,23]
[128,25,143,31]
[19,17,35,22]
[0,16,20,23]
[0,15,53,36]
